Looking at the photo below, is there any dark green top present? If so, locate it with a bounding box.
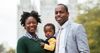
[17,36,45,53]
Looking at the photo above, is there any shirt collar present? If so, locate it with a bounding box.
[25,32,39,40]
[54,20,70,37]
[59,20,70,29]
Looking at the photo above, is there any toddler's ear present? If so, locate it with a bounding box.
[24,26,26,29]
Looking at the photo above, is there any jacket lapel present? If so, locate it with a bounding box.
[64,21,71,46]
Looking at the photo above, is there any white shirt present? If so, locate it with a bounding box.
[55,20,70,53]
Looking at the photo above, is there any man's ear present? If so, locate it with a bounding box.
[24,26,26,29]
[68,11,69,14]
[67,12,69,17]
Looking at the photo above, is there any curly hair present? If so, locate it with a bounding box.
[20,10,41,26]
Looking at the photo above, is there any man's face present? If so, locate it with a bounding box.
[55,5,69,26]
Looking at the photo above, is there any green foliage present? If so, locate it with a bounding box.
[0,44,5,53]
[6,48,15,53]
[76,0,100,53]
[0,43,15,53]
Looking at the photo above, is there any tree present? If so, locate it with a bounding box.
[6,48,15,53]
[76,0,100,53]
[0,44,5,53]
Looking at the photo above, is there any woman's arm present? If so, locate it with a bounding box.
[17,37,27,53]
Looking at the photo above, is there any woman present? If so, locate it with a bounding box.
[17,10,45,53]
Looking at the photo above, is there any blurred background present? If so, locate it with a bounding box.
[0,0,100,53]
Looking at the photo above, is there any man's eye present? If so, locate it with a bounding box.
[55,12,58,14]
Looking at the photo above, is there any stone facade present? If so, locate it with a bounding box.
[17,0,77,39]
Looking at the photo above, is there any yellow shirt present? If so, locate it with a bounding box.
[44,38,56,51]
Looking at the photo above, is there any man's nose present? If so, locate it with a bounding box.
[57,13,61,16]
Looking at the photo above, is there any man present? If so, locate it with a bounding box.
[54,4,90,53]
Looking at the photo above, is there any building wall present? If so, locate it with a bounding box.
[17,0,77,39]
[17,0,35,38]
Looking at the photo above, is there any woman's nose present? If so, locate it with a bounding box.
[30,23,34,26]
[30,23,37,26]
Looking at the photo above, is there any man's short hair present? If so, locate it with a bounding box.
[57,4,68,12]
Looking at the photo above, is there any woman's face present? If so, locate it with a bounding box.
[44,26,55,38]
[24,16,38,34]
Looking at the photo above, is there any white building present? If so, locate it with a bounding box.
[17,0,77,39]
[17,0,35,38]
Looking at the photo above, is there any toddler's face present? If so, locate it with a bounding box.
[44,26,54,38]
